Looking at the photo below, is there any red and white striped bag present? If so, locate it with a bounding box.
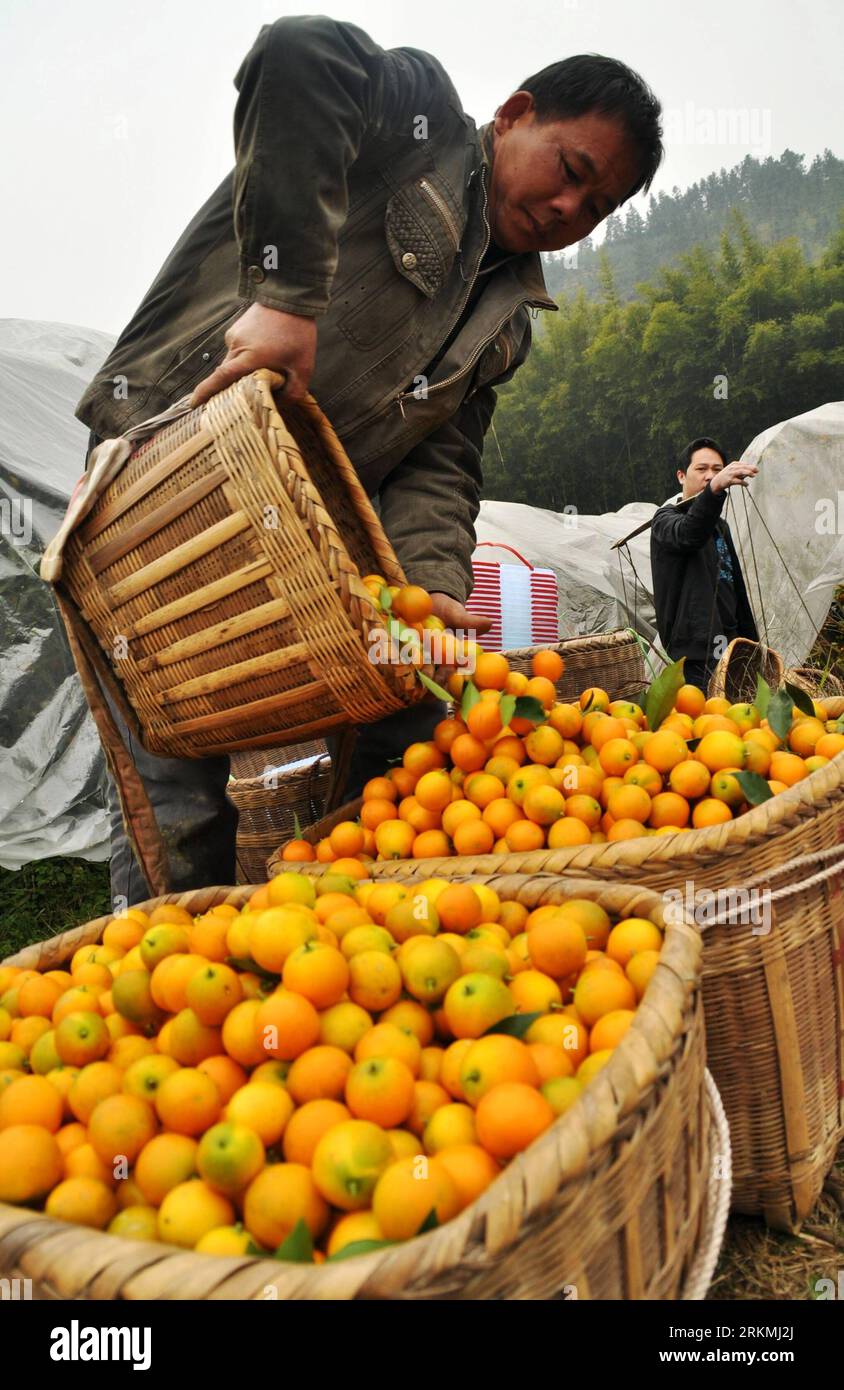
[465,543,559,652]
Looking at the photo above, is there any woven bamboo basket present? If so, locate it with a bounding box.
[228,743,332,885]
[229,730,357,885]
[708,637,785,701]
[785,667,844,699]
[272,706,844,1231]
[0,877,722,1300]
[56,369,428,761]
[505,631,645,703]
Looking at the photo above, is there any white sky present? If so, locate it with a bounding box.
[2,0,841,335]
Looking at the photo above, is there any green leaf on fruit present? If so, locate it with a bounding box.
[226,956,280,984]
[629,688,648,713]
[246,1239,266,1257]
[499,693,517,728]
[417,1208,440,1234]
[379,586,393,611]
[416,669,453,703]
[785,682,816,718]
[512,696,546,725]
[326,1239,398,1262]
[735,770,774,804]
[767,688,794,742]
[482,1011,543,1038]
[754,674,771,718]
[273,1219,314,1263]
[644,657,686,734]
[292,811,303,840]
[460,679,481,719]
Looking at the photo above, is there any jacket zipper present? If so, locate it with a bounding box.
[417,178,462,250]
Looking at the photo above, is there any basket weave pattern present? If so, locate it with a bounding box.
[60,371,426,758]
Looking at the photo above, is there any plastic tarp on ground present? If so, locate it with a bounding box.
[476,399,844,675]
[0,319,115,870]
[1,315,841,870]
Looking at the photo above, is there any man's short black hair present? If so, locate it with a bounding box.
[518,54,663,199]
[677,437,728,473]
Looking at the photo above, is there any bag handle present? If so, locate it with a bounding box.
[53,588,171,899]
[474,541,533,569]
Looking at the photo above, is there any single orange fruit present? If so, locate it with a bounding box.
[286,1045,353,1104]
[573,969,636,1026]
[527,914,587,978]
[225,1081,294,1146]
[442,973,513,1039]
[282,942,350,1010]
[411,829,452,859]
[769,750,808,786]
[372,1153,461,1239]
[643,730,689,773]
[504,819,546,852]
[459,1035,539,1105]
[475,1081,555,1158]
[311,1118,394,1210]
[157,1179,235,1249]
[283,1098,352,1166]
[691,798,734,828]
[589,1009,635,1052]
[348,951,403,1012]
[345,1056,415,1127]
[648,791,690,829]
[88,1092,157,1167]
[154,1067,221,1136]
[254,990,321,1061]
[606,784,651,824]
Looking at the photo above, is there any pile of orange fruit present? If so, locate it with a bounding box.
[281,649,844,865]
[0,876,660,1259]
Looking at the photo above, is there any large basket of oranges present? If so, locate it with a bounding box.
[269,659,844,1232]
[44,369,433,763]
[0,875,722,1300]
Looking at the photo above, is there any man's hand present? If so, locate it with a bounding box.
[190,303,317,407]
[429,592,491,689]
[710,461,758,492]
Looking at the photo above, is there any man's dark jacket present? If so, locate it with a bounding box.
[75,16,557,602]
[650,483,758,663]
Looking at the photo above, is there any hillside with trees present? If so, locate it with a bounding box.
[484,211,844,515]
[540,150,844,303]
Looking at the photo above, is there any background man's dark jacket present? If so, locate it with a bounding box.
[74,15,557,603]
[650,482,758,663]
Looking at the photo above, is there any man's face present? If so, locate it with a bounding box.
[487,93,643,253]
[679,447,725,498]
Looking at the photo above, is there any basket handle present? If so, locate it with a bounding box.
[53,588,172,899]
[474,541,533,569]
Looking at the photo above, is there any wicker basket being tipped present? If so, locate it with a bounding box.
[0,877,721,1301]
[53,369,429,762]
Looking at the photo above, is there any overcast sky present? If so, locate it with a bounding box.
[2,0,841,336]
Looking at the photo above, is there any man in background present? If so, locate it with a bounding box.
[651,437,759,692]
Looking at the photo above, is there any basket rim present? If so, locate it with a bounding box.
[1,875,701,1298]
[275,728,844,880]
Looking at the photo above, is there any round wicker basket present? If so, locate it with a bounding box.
[0,877,715,1301]
[272,706,844,1232]
[506,631,645,704]
[708,638,785,701]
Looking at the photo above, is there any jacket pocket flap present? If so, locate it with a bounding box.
[385,175,464,297]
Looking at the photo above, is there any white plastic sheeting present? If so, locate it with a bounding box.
[0,319,115,870]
